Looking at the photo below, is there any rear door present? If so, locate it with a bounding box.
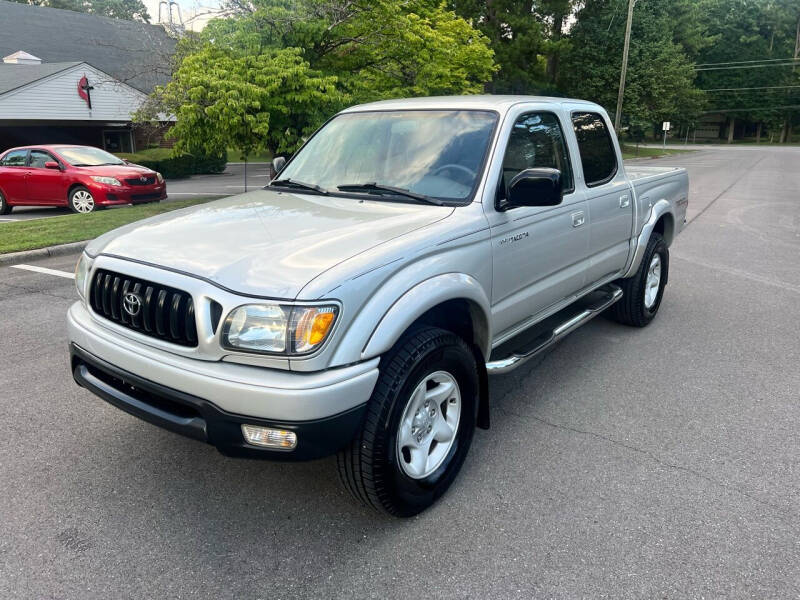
[27,150,67,205]
[486,105,590,337]
[0,150,30,204]
[569,110,634,285]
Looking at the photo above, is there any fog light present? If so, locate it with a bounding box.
[241,424,297,449]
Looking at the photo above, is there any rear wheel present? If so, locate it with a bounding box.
[337,326,478,517]
[0,190,10,215]
[69,186,96,214]
[609,232,668,327]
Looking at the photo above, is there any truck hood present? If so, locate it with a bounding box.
[90,189,453,299]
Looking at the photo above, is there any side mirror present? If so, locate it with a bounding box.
[44,161,61,170]
[272,156,286,174]
[502,168,563,210]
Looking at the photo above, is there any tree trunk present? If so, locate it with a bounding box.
[727,117,735,144]
[756,122,762,144]
[780,119,788,143]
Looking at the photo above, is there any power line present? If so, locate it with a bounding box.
[695,57,800,67]
[695,62,800,71]
[702,85,800,92]
[702,104,800,113]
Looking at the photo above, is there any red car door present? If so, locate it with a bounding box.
[27,150,68,205]
[0,149,30,203]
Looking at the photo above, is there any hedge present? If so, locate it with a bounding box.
[117,149,227,179]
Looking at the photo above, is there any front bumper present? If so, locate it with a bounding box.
[67,301,379,460]
[92,183,167,205]
[70,344,366,460]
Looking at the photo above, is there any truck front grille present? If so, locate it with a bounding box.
[89,269,198,347]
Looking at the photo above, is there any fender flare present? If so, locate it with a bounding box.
[623,199,674,278]
[358,272,492,362]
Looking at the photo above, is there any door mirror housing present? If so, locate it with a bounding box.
[272,156,286,173]
[501,168,563,211]
[44,161,61,170]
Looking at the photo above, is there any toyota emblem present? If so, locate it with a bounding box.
[140,176,147,182]
[123,292,142,317]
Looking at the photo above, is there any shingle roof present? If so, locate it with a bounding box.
[0,62,82,95]
[0,0,175,93]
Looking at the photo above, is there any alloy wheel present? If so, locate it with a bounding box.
[396,370,461,479]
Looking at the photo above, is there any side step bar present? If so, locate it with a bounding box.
[486,284,623,375]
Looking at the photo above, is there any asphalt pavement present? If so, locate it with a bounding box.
[1,147,798,598]
[0,162,270,222]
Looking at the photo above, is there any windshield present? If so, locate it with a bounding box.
[57,146,125,166]
[277,110,497,203]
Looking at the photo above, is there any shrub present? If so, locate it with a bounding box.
[117,149,228,179]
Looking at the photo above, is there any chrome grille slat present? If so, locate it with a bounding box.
[89,269,199,348]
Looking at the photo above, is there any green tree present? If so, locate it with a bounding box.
[449,0,549,93]
[140,45,341,158]
[559,0,708,134]
[696,0,800,142]
[9,0,151,22]
[146,0,496,156]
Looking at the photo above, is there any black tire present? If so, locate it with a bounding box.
[68,186,96,214]
[337,326,478,517]
[608,232,669,327]
[0,190,11,215]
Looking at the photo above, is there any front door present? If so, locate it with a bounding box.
[570,111,634,284]
[0,149,30,203]
[487,110,590,337]
[27,150,67,205]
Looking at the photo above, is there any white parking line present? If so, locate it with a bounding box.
[11,264,75,279]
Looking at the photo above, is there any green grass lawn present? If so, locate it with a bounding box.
[621,145,695,160]
[0,197,219,255]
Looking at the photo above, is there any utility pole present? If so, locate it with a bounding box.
[614,0,635,132]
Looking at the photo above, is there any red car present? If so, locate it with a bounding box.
[0,145,167,215]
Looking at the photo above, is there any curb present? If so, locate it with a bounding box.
[0,241,87,267]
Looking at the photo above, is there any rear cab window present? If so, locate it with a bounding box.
[571,112,617,187]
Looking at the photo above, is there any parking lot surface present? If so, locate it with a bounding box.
[1,147,798,598]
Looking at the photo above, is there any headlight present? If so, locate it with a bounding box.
[156,172,164,183]
[74,253,92,300]
[90,176,122,187]
[222,304,339,355]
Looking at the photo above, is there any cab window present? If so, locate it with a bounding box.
[571,112,617,186]
[0,150,27,166]
[499,112,574,200]
[29,150,56,168]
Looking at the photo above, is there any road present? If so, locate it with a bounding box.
[1,147,798,598]
[0,163,270,222]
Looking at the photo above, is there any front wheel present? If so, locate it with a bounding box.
[69,186,96,214]
[609,232,669,327]
[337,326,478,517]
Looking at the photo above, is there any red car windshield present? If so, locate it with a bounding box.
[57,147,125,167]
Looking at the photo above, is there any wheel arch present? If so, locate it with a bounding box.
[623,199,674,278]
[350,274,492,430]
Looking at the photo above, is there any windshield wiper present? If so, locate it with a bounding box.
[337,182,443,206]
[270,178,328,195]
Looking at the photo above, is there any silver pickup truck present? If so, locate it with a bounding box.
[68,96,688,516]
